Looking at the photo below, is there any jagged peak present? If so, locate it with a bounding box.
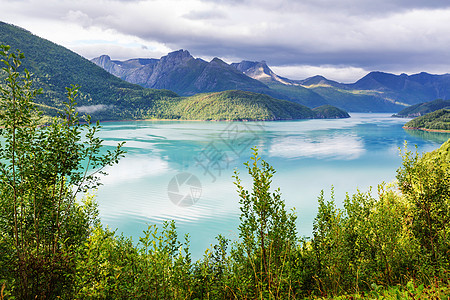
[161,49,193,62]
[98,54,111,60]
[91,55,113,66]
[210,57,229,66]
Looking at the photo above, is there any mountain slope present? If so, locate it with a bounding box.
[231,60,329,107]
[393,99,450,118]
[0,22,349,122]
[169,90,319,121]
[350,71,450,104]
[312,105,350,119]
[92,51,277,97]
[0,21,177,120]
[92,45,450,113]
[232,60,405,112]
[234,61,450,111]
[404,108,450,131]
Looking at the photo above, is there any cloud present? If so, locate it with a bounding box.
[1,0,450,80]
[271,65,369,83]
[183,9,227,20]
[64,10,93,27]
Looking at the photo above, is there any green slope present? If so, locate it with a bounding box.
[165,90,320,121]
[262,81,329,107]
[404,108,450,131]
[264,80,405,112]
[312,105,350,119]
[0,21,178,120]
[305,85,405,112]
[393,99,450,118]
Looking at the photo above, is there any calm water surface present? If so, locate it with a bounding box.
[95,113,450,258]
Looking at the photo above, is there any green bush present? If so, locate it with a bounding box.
[0,45,124,298]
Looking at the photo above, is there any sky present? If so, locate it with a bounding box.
[1,0,450,83]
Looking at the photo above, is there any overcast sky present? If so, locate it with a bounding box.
[1,0,450,82]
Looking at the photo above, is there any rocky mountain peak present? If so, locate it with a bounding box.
[232,60,267,77]
[210,57,228,66]
[231,60,293,85]
[161,49,193,64]
[91,54,111,65]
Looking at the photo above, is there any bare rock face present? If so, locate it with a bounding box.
[91,55,158,86]
[91,50,272,96]
[146,50,205,91]
[231,60,294,85]
[91,55,124,77]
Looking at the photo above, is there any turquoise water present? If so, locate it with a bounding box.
[95,113,450,258]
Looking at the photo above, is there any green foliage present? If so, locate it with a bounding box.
[231,147,298,298]
[74,221,193,299]
[170,90,322,121]
[304,85,403,113]
[397,141,450,271]
[260,80,329,108]
[307,140,450,298]
[404,108,450,131]
[1,43,450,300]
[0,45,124,298]
[312,105,350,119]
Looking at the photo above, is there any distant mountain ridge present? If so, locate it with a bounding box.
[393,99,450,118]
[92,50,275,97]
[93,51,450,113]
[0,21,350,122]
[230,60,403,112]
[228,60,450,111]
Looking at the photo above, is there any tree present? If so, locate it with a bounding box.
[232,147,297,298]
[0,45,125,298]
[397,141,450,270]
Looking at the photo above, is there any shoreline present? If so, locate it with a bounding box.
[93,115,351,124]
[403,126,450,133]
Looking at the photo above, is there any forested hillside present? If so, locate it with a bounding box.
[404,108,450,131]
[394,99,450,118]
[0,21,178,120]
[170,90,321,120]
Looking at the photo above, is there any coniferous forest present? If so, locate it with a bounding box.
[0,46,449,299]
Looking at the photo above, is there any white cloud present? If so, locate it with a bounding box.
[271,65,370,83]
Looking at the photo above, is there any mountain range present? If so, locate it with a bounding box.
[0,21,348,121]
[93,51,450,112]
[393,99,450,118]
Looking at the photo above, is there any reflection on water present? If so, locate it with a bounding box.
[269,134,364,159]
[95,114,449,258]
[404,128,450,143]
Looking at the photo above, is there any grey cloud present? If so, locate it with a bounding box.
[183,9,227,20]
[238,0,450,15]
[3,0,450,80]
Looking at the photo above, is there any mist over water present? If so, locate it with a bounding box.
[95,113,450,258]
